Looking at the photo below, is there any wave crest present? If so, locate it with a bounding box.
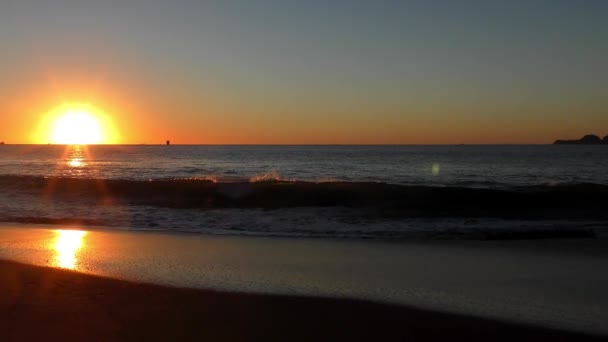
[1,175,608,219]
[249,170,295,183]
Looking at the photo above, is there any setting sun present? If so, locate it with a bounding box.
[51,110,103,144]
[38,103,118,144]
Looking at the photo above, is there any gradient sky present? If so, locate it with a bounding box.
[1,0,606,144]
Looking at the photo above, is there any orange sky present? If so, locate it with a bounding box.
[1,2,606,145]
[2,69,605,145]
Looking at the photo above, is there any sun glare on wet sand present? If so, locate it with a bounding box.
[53,230,87,269]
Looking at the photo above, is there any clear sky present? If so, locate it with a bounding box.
[1,0,606,144]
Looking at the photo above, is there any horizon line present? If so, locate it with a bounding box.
[1,143,560,146]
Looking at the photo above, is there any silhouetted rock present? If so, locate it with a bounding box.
[554,134,606,145]
[581,134,601,143]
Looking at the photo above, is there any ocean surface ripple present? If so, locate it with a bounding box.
[1,145,607,239]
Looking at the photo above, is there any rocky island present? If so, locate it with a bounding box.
[554,134,608,145]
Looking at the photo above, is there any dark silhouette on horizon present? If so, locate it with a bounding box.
[166,140,171,146]
[554,134,608,145]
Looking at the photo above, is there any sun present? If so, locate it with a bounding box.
[51,110,103,144]
[40,103,117,145]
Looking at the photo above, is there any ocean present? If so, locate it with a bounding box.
[1,144,607,239]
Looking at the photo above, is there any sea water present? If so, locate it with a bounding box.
[1,144,607,238]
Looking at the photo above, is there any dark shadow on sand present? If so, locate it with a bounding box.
[1,260,605,342]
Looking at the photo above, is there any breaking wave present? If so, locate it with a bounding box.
[1,175,608,220]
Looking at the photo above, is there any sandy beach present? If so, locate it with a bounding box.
[1,224,608,340]
[1,259,606,342]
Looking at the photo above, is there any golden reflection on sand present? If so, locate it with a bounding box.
[53,230,87,269]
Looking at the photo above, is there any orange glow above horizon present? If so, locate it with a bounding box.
[37,103,119,144]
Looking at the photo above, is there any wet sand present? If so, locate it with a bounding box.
[1,259,605,342]
[1,224,608,338]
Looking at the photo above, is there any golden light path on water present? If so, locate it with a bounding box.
[63,145,89,177]
[67,145,86,167]
[53,230,87,269]
[67,158,84,168]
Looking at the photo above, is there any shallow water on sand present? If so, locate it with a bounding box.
[1,225,607,335]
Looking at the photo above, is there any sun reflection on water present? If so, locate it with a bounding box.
[53,230,87,269]
[66,145,87,168]
[68,158,84,168]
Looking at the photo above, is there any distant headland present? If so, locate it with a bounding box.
[554,134,608,145]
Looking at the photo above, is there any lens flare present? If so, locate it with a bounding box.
[432,163,441,176]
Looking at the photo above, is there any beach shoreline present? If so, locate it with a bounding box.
[1,259,606,342]
[1,224,608,338]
